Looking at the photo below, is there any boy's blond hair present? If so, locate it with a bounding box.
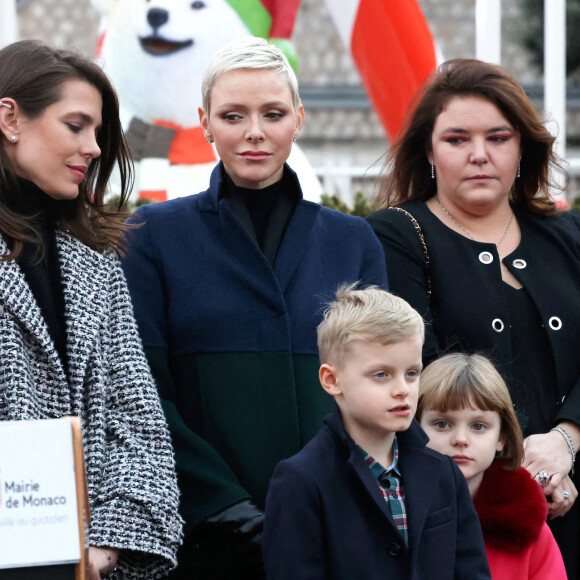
[416,353,524,470]
[317,284,425,367]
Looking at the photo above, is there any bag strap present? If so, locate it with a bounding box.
[389,207,431,299]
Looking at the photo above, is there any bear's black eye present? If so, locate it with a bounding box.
[191,1,205,8]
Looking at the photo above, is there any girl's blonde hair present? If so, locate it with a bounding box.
[417,353,523,470]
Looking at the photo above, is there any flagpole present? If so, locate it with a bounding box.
[545,0,566,197]
[475,0,501,63]
[0,0,18,49]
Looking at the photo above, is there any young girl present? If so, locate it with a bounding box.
[417,353,567,579]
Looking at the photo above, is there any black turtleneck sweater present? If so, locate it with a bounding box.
[4,177,68,370]
[221,168,299,265]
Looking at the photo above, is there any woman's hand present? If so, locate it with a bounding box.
[523,428,577,516]
[548,474,578,519]
[195,499,265,577]
[88,546,119,579]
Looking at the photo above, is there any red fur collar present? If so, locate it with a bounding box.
[473,460,548,552]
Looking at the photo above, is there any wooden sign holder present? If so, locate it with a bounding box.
[72,416,90,580]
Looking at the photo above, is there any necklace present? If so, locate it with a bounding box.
[435,196,514,247]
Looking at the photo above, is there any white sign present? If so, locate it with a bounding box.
[0,418,81,569]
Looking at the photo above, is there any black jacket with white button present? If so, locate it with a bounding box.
[368,201,580,428]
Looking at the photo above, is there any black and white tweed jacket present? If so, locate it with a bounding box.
[0,230,183,579]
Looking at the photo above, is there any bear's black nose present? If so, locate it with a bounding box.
[147,8,169,31]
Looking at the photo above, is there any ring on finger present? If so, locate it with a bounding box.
[562,489,571,500]
[537,471,551,487]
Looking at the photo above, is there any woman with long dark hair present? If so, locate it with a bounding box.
[0,40,182,579]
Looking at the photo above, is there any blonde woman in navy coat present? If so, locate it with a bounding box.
[122,37,388,580]
[367,58,580,578]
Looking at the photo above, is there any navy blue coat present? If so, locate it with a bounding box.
[264,412,491,580]
[122,163,388,530]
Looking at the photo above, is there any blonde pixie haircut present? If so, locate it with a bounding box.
[317,284,425,367]
[417,353,524,470]
[201,36,302,114]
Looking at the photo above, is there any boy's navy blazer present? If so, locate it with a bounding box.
[264,412,491,580]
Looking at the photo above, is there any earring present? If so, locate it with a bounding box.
[293,137,297,142]
[0,101,12,110]
[205,137,213,144]
[9,135,17,144]
[430,162,435,179]
[517,161,521,179]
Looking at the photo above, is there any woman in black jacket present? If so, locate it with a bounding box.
[367,58,580,578]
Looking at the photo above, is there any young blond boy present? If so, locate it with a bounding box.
[263,285,490,580]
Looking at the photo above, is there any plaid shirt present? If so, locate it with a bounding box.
[357,437,408,545]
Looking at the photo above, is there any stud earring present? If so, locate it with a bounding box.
[293,136,297,142]
[0,101,12,110]
[9,135,17,144]
[205,136,213,144]
[430,162,435,179]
